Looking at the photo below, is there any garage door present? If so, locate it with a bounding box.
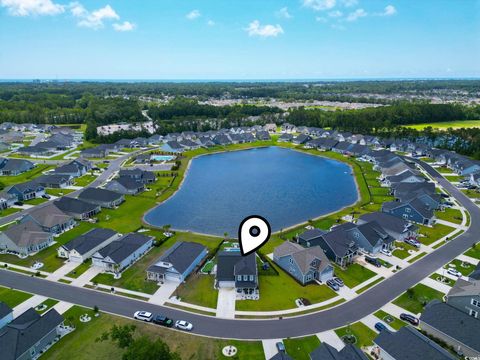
[69,255,83,263]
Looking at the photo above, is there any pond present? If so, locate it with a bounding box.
[144,147,358,236]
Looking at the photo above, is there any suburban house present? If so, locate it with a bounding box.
[310,343,368,360]
[146,241,208,283]
[470,264,480,280]
[384,170,425,186]
[0,302,13,329]
[118,169,156,184]
[382,198,435,225]
[358,212,418,242]
[0,220,53,256]
[216,251,258,293]
[297,228,326,248]
[445,278,480,318]
[6,181,45,201]
[345,221,395,254]
[373,326,455,360]
[420,299,480,357]
[92,233,154,275]
[19,203,75,235]
[52,159,92,178]
[0,191,17,209]
[273,242,334,285]
[104,177,145,195]
[0,308,65,360]
[316,223,359,267]
[278,133,293,142]
[77,187,125,208]
[0,158,34,176]
[57,228,120,263]
[396,190,443,211]
[53,197,101,220]
[34,174,74,189]
[292,134,311,145]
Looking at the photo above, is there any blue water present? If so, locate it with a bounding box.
[144,147,358,236]
[151,155,176,161]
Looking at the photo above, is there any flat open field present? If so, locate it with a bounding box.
[405,120,480,130]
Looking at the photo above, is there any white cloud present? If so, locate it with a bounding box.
[340,0,358,7]
[302,0,336,11]
[207,19,215,26]
[186,9,200,20]
[74,4,120,29]
[113,20,135,32]
[346,8,367,21]
[328,10,343,17]
[331,23,346,30]
[382,5,396,16]
[245,20,283,38]
[0,0,64,16]
[69,1,85,17]
[276,7,292,19]
[315,16,328,23]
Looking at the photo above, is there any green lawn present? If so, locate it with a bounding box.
[92,231,222,294]
[67,260,92,279]
[0,207,21,217]
[393,284,444,314]
[334,263,376,289]
[356,277,384,294]
[373,310,406,330]
[0,286,33,307]
[418,224,455,245]
[35,298,59,314]
[0,164,53,188]
[45,306,264,360]
[174,274,218,309]
[46,188,76,196]
[435,208,463,225]
[462,189,480,199]
[444,259,476,276]
[335,322,377,348]
[405,120,480,130]
[24,197,48,205]
[74,174,98,187]
[408,252,427,263]
[465,244,480,259]
[283,336,321,360]
[393,241,418,259]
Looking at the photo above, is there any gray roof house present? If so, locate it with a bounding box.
[104,177,145,195]
[6,181,45,201]
[445,278,480,318]
[420,300,480,357]
[20,203,75,235]
[297,228,326,248]
[53,197,101,220]
[0,158,35,176]
[347,221,395,254]
[470,263,480,280]
[310,343,368,360]
[273,242,334,285]
[57,228,120,263]
[382,198,435,225]
[216,251,258,292]
[358,212,418,242]
[373,326,455,360]
[118,169,156,184]
[0,220,53,256]
[316,223,359,267]
[384,170,425,186]
[0,308,64,360]
[77,187,125,208]
[34,174,73,189]
[147,241,208,283]
[92,233,154,275]
[52,159,92,178]
[0,302,13,330]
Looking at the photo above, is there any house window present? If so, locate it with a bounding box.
[243,275,248,281]
[237,275,242,281]
[306,275,312,281]
[249,275,254,281]
[470,309,478,318]
[289,258,294,264]
[405,208,411,213]
[471,299,480,308]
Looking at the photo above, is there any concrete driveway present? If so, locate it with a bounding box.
[149,281,180,306]
[216,287,236,319]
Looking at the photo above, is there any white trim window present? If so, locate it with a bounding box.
[471,298,480,308]
[469,309,478,318]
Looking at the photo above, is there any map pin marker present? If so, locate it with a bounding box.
[238,215,271,256]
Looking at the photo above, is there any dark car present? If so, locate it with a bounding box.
[13,201,23,206]
[440,193,450,198]
[400,313,419,326]
[276,342,286,353]
[333,277,344,287]
[365,256,381,267]
[152,315,173,327]
[326,279,339,291]
[42,194,51,199]
[375,322,388,332]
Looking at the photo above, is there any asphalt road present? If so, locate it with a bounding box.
[0,159,478,340]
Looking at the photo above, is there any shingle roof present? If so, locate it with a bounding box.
[298,228,326,242]
[96,233,152,264]
[54,197,99,216]
[310,343,368,360]
[2,220,51,247]
[0,302,12,319]
[358,212,417,237]
[420,300,480,352]
[216,251,256,281]
[320,223,358,258]
[78,188,123,203]
[62,228,118,255]
[447,278,480,297]
[274,242,331,275]
[26,203,73,228]
[147,241,207,275]
[374,326,455,360]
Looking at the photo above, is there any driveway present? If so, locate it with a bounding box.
[216,288,236,319]
[149,281,180,306]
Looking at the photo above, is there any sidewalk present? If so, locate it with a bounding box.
[148,281,179,306]
[420,277,451,294]
[262,339,282,360]
[71,267,102,287]
[381,302,416,318]
[456,254,479,265]
[46,261,78,281]
[316,330,344,351]
[13,295,47,317]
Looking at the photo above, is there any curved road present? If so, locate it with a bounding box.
[0,159,478,340]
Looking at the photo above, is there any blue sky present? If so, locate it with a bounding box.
[0,0,479,79]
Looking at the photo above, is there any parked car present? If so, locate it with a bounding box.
[175,320,193,331]
[375,322,388,332]
[133,311,153,322]
[447,268,462,277]
[440,193,450,198]
[405,238,421,248]
[333,277,344,287]
[276,342,286,353]
[42,194,51,199]
[326,279,339,291]
[152,315,173,327]
[381,249,392,257]
[365,256,382,267]
[13,201,23,206]
[400,313,419,326]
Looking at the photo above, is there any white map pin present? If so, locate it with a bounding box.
[238,215,271,256]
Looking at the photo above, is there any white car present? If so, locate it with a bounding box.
[447,268,462,277]
[380,249,392,257]
[175,320,193,331]
[133,311,153,322]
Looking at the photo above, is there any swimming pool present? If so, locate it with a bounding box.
[151,155,176,162]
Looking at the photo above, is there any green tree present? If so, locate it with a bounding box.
[122,336,180,360]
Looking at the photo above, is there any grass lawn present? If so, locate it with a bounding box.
[236,263,337,311]
[0,285,33,307]
[24,197,48,205]
[92,231,222,294]
[405,120,480,130]
[0,164,53,188]
[465,244,480,259]
[0,207,21,217]
[436,166,455,174]
[45,306,264,360]
[334,263,376,289]
[444,259,476,276]
[74,174,98,187]
[46,188,76,196]
[444,175,463,182]
[335,322,377,348]
[408,252,427,263]
[0,222,94,272]
[36,298,59,314]
[373,310,406,330]
[462,189,480,199]
[435,208,463,225]
[393,241,418,259]
[393,284,444,314]
[174,274,217,308]
[283,336,321,360]
[418,224,455,246]
[67,260,92,279]
[429,273,455,286]
[356,277,384,294]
